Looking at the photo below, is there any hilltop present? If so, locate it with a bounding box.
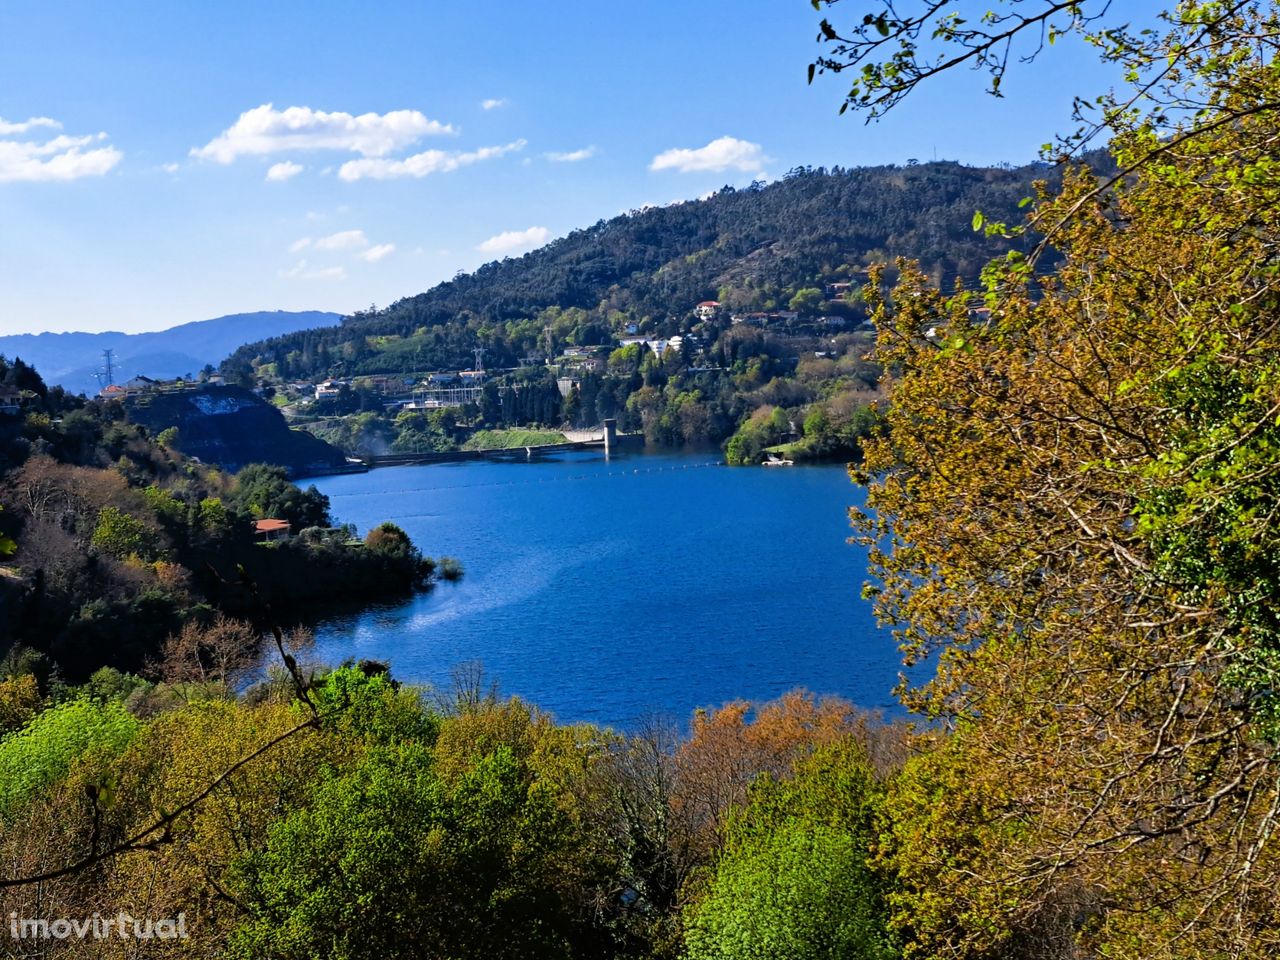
[222,160,1063,382]
[0,310,341,396]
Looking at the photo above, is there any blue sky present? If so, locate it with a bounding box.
[0,0,1137,335]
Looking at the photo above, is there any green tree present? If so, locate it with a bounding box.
[684,740,894,960]
[90,506,158,560]
[230,729,603,959]
[788,287,824,316]
[230,463,330,529]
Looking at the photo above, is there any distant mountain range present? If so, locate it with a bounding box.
[0,310,342,396]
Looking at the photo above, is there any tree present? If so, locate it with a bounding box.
[231,698,614,960]
[855,48,1280,960]
[155,615,260,689]
[229,463,330,529]
[683,741,894,960]
[0,697,139,816]
[89,506,158,560]
[787,287,824,316]
[802,3,1280,955]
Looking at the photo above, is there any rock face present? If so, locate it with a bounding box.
[125,385,344,476]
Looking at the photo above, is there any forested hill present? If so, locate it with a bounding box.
[223,160,1063,379]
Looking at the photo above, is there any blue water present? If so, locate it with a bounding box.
[307,448,901,728]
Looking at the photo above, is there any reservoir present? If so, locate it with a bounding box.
[308,448,900,729]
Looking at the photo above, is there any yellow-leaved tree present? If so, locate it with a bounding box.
[811,1,1280,956]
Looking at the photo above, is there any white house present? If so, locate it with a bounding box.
[315,379,344,400]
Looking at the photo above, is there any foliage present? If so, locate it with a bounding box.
[854,14,1280,953]
[0,362,445,683]
[89,505,158,560]
[684,741,894,960]
[0,674,39,734]
[229,702,611,960]
[229,462,330,528]
[0,697,138,816]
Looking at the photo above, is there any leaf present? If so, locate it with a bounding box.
[972,211,985,232]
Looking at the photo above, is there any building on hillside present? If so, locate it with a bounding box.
[98,384,128,400]
[558,353,605,373]
[694,300,721,320]
[315,379,344,400]
[123,375,159,393]
[458,369,486,383]
[252,518,292,541]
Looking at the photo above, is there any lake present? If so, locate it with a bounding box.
[307,448,901,729]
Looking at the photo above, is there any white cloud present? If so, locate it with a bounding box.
[360,243,396,263]
[481,98,507,111]
[313,229,368,251]
[546,146,596,163]
[476,225,550,256]
[0,123,122,183]
[191,104,454,163]
[289,237,312,253]
[265,160,304,182]
[338,139,526,181]
[281,259,347,281]
[0,116,60,136]
[161,162,181,174]
[650,136,768,174]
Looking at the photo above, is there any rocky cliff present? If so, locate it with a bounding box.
[124,385,345,476]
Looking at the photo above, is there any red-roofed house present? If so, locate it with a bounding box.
[253,519,292,541]
[695,300,721,320]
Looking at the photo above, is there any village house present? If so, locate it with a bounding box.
[694,300,721,320]
[314,379,344,401]
[557,350,605,373]
[252,518,292,542]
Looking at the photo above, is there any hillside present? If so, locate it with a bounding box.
[123,384,347,476]
[223,160,1066,382]
[0,310,340,396]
